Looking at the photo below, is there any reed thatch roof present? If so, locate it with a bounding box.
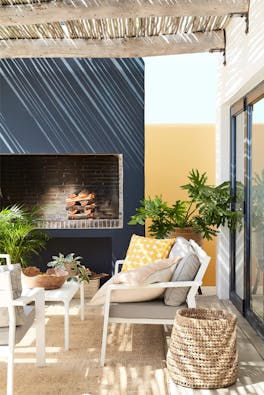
[0,1,249,58]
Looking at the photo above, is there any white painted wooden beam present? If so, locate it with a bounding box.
[0,31,224,58]
[0,0,249,27]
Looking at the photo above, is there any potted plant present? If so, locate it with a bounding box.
[47,253,92,283]
[0,204,49,267]
[47,253,109,298]
[129,169,242,242]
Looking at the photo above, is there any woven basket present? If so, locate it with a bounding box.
[73,279,100,299]
[167,308,238,389]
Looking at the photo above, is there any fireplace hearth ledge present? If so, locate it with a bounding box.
[36,218,123,230]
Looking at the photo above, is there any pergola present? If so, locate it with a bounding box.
[0,0,249,59]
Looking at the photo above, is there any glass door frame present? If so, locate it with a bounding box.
[230,81,264,337]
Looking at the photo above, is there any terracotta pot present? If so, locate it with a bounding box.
[169,227,203,246]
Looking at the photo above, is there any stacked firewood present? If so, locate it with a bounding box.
[66,191,96,219]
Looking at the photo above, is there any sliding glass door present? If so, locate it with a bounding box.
[230,81,264,337]
[230,110,245,310]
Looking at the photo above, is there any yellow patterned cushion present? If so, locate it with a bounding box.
[121,234,175,272]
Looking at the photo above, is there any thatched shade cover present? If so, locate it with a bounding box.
[0,1,250,58]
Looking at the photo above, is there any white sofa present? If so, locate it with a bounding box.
[100,239,211,366]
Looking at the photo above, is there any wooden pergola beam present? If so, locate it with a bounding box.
[0,31,224,58]
[0,0,249,27]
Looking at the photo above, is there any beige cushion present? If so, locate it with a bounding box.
[89,257,181,305]
[0,264,25,327]
[164,253,200,306]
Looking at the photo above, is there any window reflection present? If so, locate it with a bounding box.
[251,97,264,321]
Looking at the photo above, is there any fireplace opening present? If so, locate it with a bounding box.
[0,154,123,229]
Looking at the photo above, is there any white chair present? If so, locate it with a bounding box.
[100,240,210,367]
[0,254,45,395]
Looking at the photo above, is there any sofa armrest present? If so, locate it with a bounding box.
[114,260,124,275]
[14,287,44,306]
[103,280,202,310]
[16,287,45,366]
[108,281,201,292]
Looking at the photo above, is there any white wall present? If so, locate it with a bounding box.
[144,53,218,124]
[216,0,264,299]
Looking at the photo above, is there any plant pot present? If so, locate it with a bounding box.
[169,227,203,246]
[64,262,78,277]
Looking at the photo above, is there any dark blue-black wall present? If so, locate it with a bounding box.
[0,58,145,275]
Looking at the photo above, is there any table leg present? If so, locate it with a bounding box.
[35,288,46,366]
[64,300,70,351]
[80,281,85,321]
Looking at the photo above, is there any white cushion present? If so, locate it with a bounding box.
[89,257,181,305]
[0,264,25,327]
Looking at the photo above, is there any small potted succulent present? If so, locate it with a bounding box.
[47,253,109,298]
[48,253,91,283]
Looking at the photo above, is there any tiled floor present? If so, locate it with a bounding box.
[167,290,264,395]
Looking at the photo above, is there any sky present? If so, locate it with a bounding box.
[144,53,219,124]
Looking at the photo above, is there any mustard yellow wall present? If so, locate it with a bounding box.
[252,124,264,175]
[145,124,216,285]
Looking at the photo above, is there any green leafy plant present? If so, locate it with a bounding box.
[48,253,91,283]
[129,169,242,240]
[0,204,49,267]
[252,169,264,232]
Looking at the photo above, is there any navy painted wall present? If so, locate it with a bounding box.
[0,58,144,274]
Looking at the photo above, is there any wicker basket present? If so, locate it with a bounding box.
[167,308,238,389]
[73,279,100,299]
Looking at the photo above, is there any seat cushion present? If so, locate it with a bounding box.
[164,253,201,306]
[0,305,35,345]
[109,300,185,320]
[0,264,25,327]
[121,234,175,271]
[89,257,181,305]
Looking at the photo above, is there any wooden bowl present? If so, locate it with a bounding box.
[22,267,68,290]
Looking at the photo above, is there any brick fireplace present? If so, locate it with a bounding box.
[0,154,123,229]
[0,57,144,276]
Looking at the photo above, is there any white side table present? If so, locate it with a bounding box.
[44,281,85,351]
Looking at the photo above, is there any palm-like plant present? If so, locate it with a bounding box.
[0,205,49,267]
